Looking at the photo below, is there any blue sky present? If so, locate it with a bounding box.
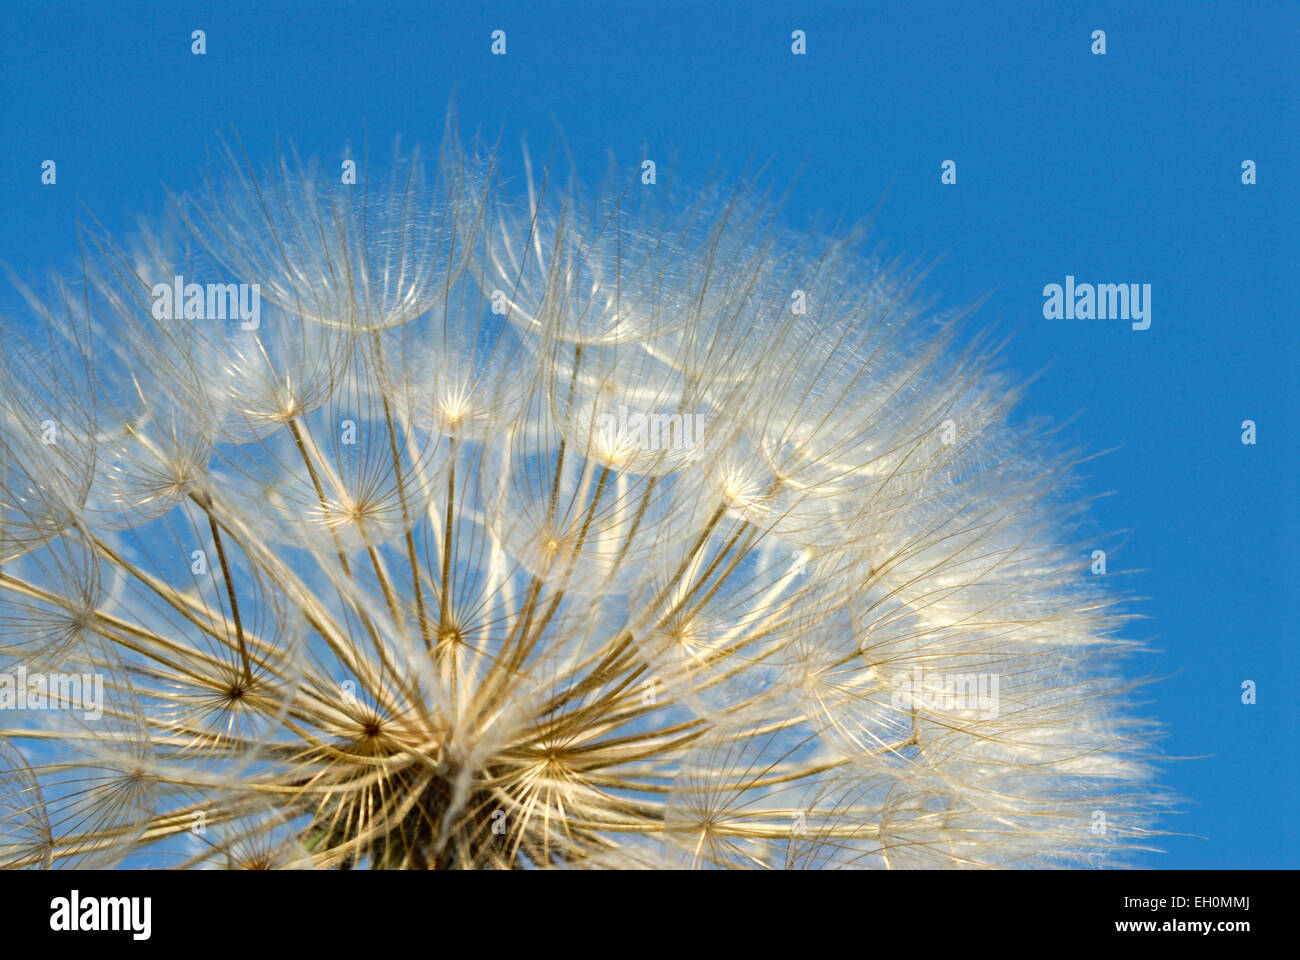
[2,1,1296,868]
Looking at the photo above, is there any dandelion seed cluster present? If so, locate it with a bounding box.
[0,134,1163,869]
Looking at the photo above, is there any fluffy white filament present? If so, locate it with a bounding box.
[0,133,1165,869]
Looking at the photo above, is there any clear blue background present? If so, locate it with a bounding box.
[2,0,1296,868]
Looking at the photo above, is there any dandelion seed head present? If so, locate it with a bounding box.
[0,128,1169,869]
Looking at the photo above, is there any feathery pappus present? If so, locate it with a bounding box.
[0,127,1168,869]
